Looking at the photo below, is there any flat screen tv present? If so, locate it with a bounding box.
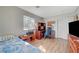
[69,21,79,37]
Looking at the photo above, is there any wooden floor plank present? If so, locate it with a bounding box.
[30,38,69,53]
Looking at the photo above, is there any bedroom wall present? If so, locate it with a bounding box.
[0,6,44,35]
[55,7,79,40]
[56,13,75,39]
[45,13,76,39]
[75,7,79,19]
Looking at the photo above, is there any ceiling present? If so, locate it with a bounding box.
[18,6,78,19]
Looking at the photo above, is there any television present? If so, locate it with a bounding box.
[69,21,79,37]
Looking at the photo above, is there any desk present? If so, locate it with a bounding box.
[19,34,36,42]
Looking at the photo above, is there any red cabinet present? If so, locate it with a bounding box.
[38,22,46,38]
[35,31,42,39]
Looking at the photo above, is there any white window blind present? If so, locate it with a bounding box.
[23,16,35,30]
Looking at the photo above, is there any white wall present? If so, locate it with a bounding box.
[45,13,76,39]
[56,15,75,39]
[0,6,44,35]
[75,7,79,19]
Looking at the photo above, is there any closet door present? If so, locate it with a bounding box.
[57,16,68,39]
[57,16,75,40]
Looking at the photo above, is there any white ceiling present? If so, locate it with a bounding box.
[18,6,77,19]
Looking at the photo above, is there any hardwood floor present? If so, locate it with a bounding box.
[30,38,70,53]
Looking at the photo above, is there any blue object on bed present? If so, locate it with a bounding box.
[0,37,41,53]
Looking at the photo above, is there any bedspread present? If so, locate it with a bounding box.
[0,37,41,53]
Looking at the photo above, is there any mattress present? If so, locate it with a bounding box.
[0,37,41,53]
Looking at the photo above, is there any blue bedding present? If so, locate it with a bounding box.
[0,37,41,53]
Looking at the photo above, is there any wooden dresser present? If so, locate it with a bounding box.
[69,35,79,53]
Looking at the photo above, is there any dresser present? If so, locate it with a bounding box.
[69,35,79,53]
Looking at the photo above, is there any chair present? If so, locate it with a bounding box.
[44,27,55,38]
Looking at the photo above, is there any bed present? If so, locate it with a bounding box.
[0,36,41,53]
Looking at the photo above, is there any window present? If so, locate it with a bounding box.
[23,15,35,30]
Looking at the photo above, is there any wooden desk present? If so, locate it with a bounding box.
[19,31,43,42]
[19,34,36,42]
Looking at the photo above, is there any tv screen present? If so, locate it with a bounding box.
[69,21,79,37]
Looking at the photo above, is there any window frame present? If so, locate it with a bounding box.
[23,15,35,30]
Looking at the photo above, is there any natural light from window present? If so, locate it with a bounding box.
[39,45,46,53]
[23,15,35,30]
